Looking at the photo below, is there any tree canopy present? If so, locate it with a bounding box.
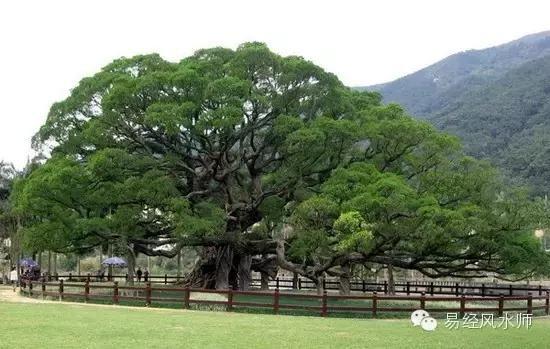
[14,42,549,290]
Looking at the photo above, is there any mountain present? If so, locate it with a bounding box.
[361,31,550,195]
[435,55,550,192]
[366,31,550,117]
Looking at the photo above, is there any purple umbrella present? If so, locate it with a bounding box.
[101,257,127,267]
[19,258,39,268]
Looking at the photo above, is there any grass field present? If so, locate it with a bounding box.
[0,300,548,348]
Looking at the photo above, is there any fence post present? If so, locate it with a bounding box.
[527,292,533,315]
[183,287,190,309]
[85,280,90,303]
[59,279,64,301]
[29,281,33,296]
[481,283,485,297]
[384,281,388,294]
[87,273,91,283]
[145,282,152,306]
[539,285,542,296]
[113,281,119,305]
[420,292,426,310]
[460,295,466,318]
[546,291,549,316]
[321,290,327,317]
[227,289,233,312]
[430,282,434,296]
[69,273,72,281]
[322,278,326,291]
[509,284,513,296]
[298,277,301,290]
[455,282,459,296]
[41,279,46,300]
[406,281,410,296]
[372,291,378,317]
[276,277,280,289]
[498,295,504,317]
[362,280,366,293]
[273,288,280,315]
[55,272,59,281]
[164,274,168,285]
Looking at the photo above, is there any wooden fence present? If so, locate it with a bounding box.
[40,273,550,297]
[20,280,550,318]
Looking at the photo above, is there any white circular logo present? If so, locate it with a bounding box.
[420,316,438,331]
[410,309,430,326]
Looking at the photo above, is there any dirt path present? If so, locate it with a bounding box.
[0,287,44,303]
[0,286,194,314]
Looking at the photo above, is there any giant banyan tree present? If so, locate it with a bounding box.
[14,43,549,292]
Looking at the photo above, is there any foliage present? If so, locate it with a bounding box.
[0,162,18,264]
[14,42,549,287]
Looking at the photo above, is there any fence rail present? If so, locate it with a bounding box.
[20,279,550,318]
[35,273,550,297]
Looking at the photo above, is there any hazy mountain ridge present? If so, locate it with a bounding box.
[363,31,550,117]
[359,31,550,195]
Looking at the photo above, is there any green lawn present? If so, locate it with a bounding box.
[0,301,548,348]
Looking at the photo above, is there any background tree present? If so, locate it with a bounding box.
[0,162,18,282]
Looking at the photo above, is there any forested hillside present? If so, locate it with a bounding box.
[432,55,550,193]
[363,31,550,195]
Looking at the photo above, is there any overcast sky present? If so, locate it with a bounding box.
[1,0,550,168]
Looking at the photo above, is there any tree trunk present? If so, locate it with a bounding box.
[316,275,324,296]
[126,244,136,286]
[339,264,351,295]
[16,251,22,286]
[147,254,151,273]
[53,253,57,275]
[387,263,395,295]
[292,272,298,290]
[179,247,217,288]
[108,244,113,279]
[47,251,52,275]
[177,249,182,279]
[237,254,252,290]
[215,245,233,289]
[252,255,278,285]
[260,272,269,290]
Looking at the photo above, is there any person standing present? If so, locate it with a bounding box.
[10,267,18,291]
[136,267,143,283]
[143,269,149,282]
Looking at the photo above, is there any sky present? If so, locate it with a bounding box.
[1,0,550,169]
